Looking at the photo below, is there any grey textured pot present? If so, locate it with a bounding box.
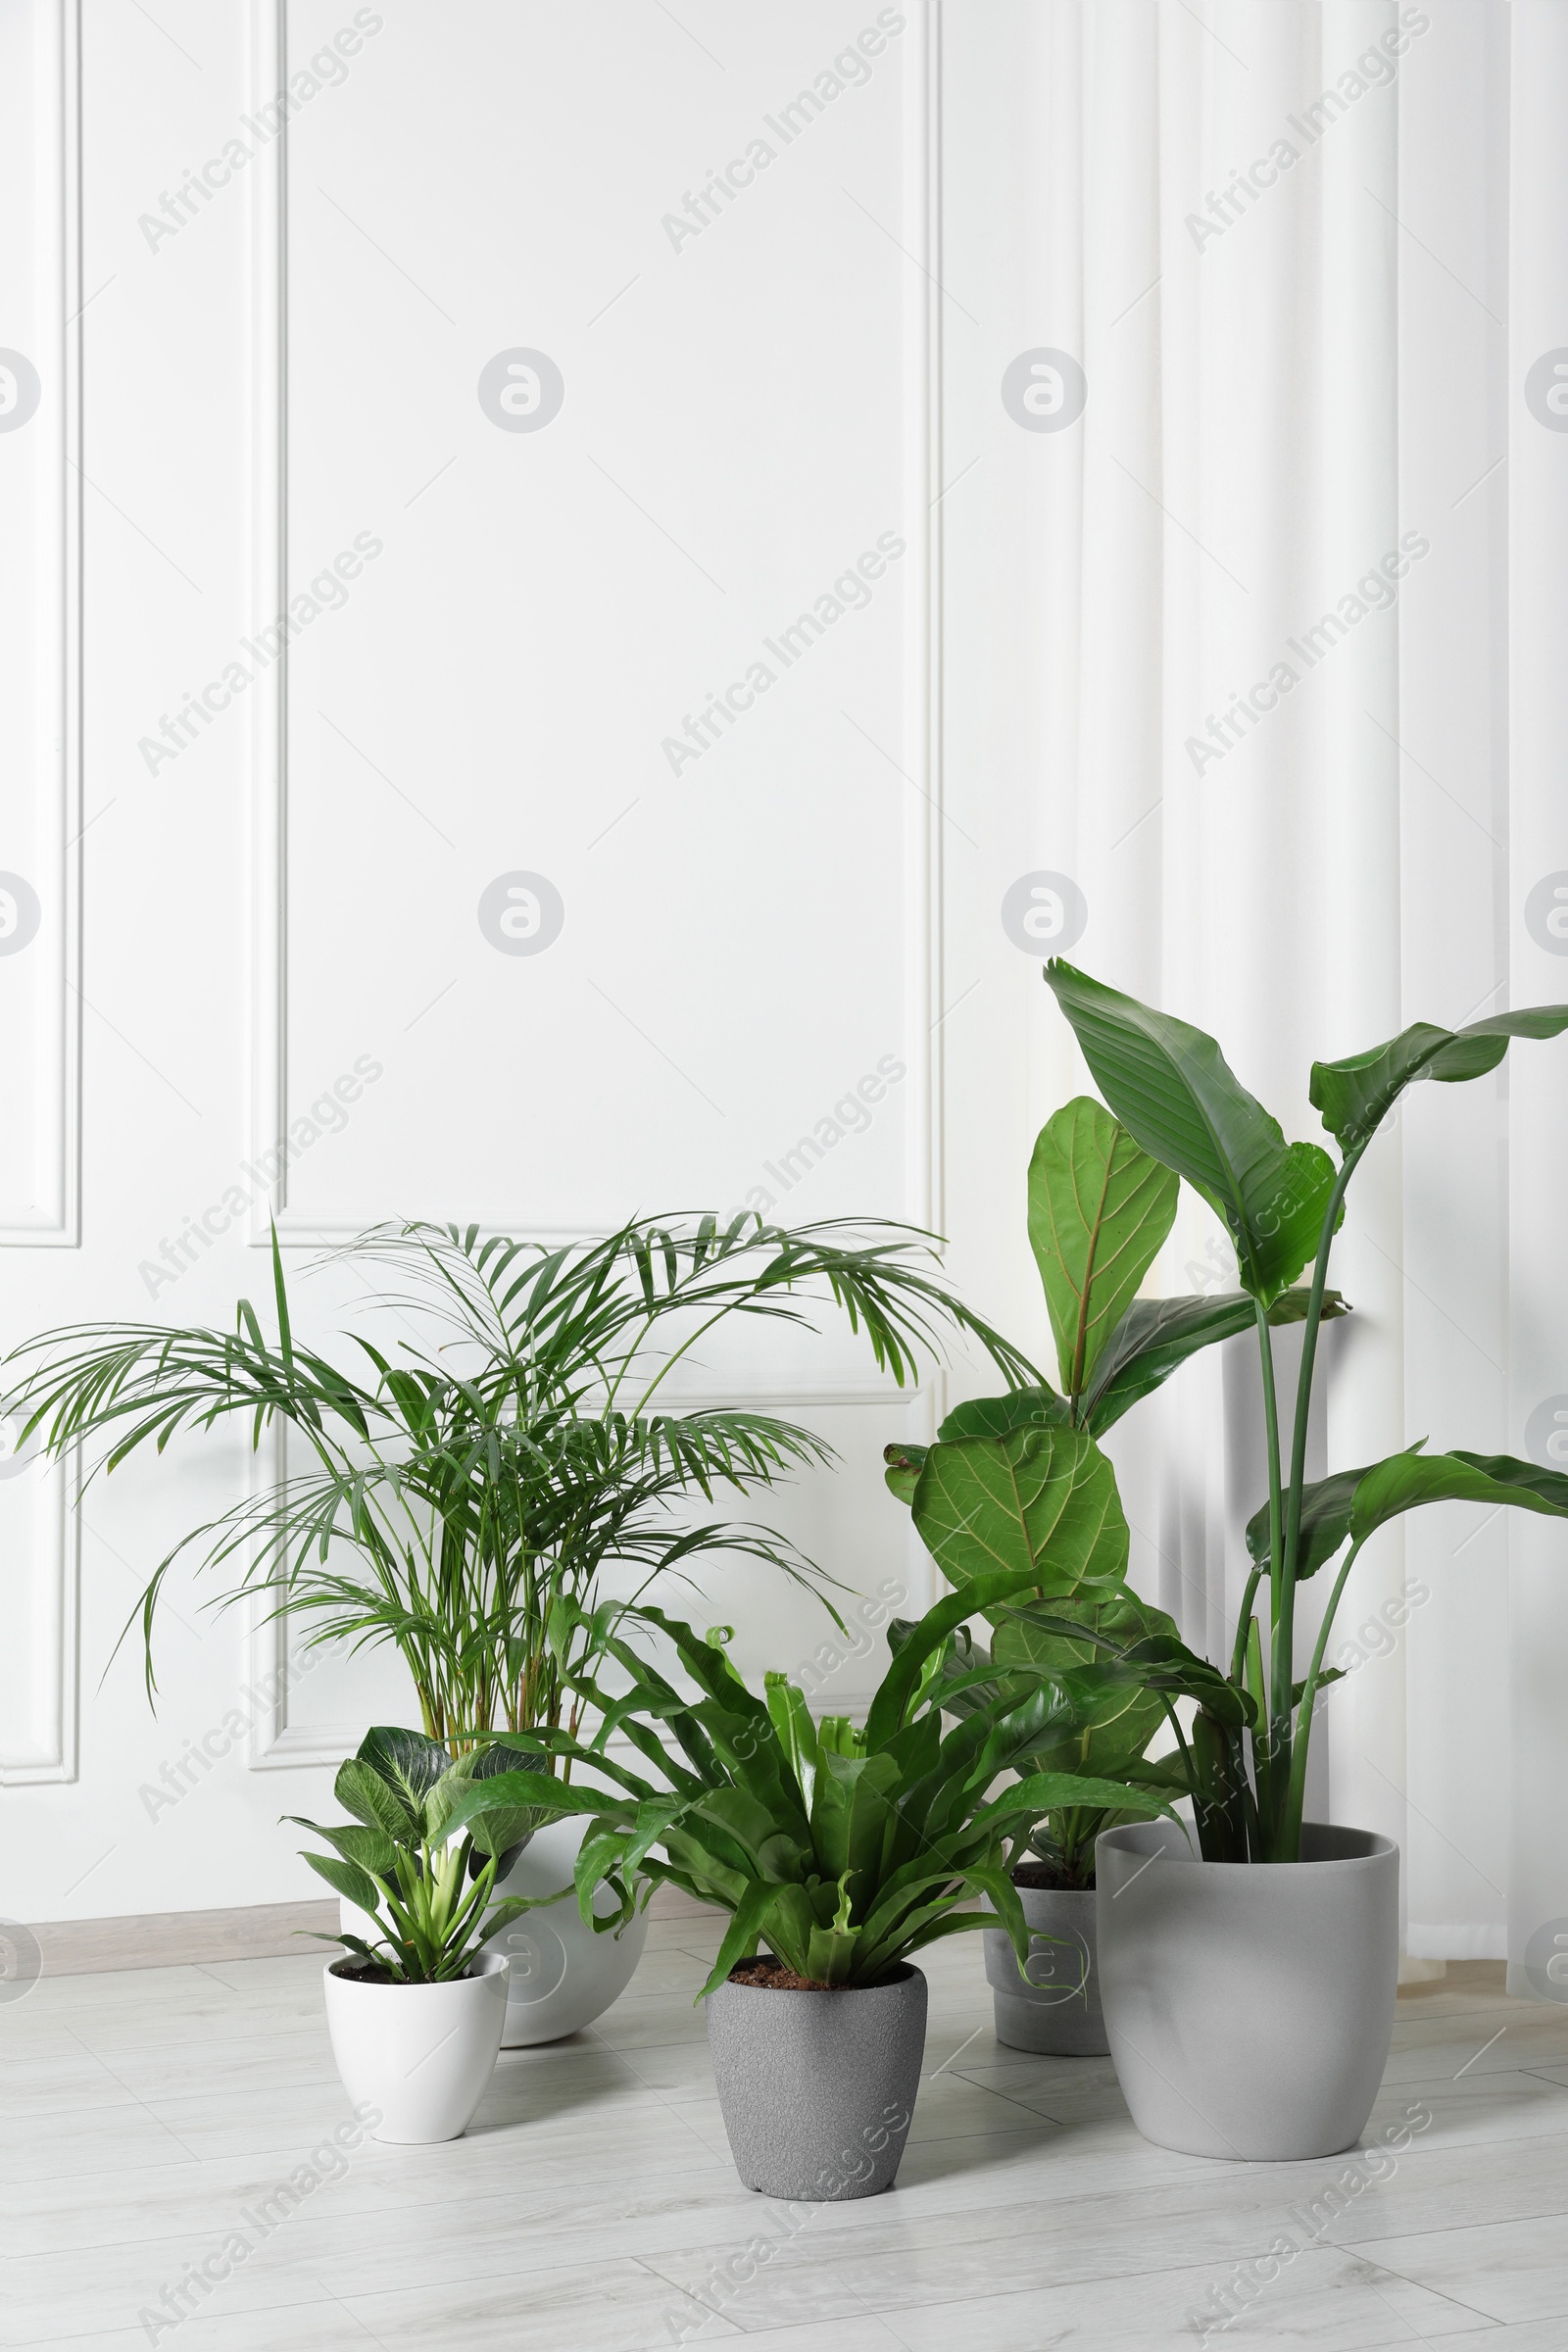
[705,1964,927,2199]
[983,1883,1107,2056]
[1097,1819,1399,2161]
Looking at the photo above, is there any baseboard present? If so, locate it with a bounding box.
[25,1879,713,1979]
[26,1899,340,1977]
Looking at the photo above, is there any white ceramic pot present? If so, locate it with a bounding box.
[1096,1819,1400,2161]
[484,1818,649,2046]
[322,1949,509,2143]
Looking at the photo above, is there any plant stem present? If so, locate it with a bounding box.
[1279,1537,1362,1852]
[1252,1300,1287,1845]
[1269,1144,1362,1863]
[1229,1563,1264,1687]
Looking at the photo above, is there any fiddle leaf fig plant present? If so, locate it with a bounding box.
[883,1093,1339,1884]
[1043,957,1568,1863]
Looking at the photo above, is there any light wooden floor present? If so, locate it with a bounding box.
[6,1919,1568,2349]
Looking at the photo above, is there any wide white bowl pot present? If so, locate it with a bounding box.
[1096,1819,1399,2161]
[483,1818,649,2046]
[322,1949,509,2143]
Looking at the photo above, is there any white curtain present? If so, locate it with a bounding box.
[940,0,1567,1973]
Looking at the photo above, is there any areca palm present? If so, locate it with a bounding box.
[10,1213,1038,1744]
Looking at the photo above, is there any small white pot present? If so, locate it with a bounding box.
[336,1818,649,2049]
[322,1950,509,2143]
[484,1818,649,2046]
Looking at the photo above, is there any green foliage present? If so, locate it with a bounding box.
[479,1582,1174,1990]
[1026,1099,1178,1394]
[289,1726,567,1984]
[906,1424,1129,1598]
[8,1214,1039,1739]
[1044,958,1568,1861]
[1311,1009,1568,1152]
[1043,960,1341,1306]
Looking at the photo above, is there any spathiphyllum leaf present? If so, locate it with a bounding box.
[908,1424,1128,1601]
[1043,960,1340,1304]
[1026,1099,1178,1395]
[1311,1008,1568,1153]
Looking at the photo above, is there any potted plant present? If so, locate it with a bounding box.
[474,1578,1174,2198]
[885,1095,1325,2053]
[11,1213,1030,2046]
[1017,959,1568,2158]
[293,1726,551,2143]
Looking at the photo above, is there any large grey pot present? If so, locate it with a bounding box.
[705,1965,927,2199]
[1096,1820,1399,2161]
[983,1884,1107,2056]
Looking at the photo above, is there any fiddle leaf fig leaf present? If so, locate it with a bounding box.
[1026,1099,1178,1395]
[908,1424,1128,1602]
[935,1387,1068,1441]
[882,1442,926,1506]
[1043,960,1340,1304]
[1311,1008,1568,1154]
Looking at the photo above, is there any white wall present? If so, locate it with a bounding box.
[2,0,947,1921]
[5,3,1566,1968]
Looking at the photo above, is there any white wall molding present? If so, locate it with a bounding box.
[237,0,946,1767]
[0,0,82,1247]
[0,1445,80,1785]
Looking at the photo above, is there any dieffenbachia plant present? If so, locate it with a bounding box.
[1031,957,1568,1863]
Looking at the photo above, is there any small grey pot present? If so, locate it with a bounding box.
[984,1883,1107,2056]
[1097,1819,1399,2161]
[705,1964,927,2199]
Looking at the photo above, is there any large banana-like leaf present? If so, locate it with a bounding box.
[1311,1008,1568,1153]
[1043,959,1339,1304]
[908,1425,1128,1603]
[1249,1443,1568,1575]
[1081,1287,1348,1435]
[1026,1099,1179,1394]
